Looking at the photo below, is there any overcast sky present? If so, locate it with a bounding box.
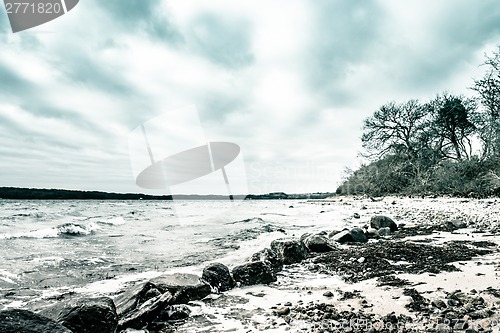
[1,0,499,195]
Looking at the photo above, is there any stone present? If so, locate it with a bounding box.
[270,238,308,265]
[39,297,117,333]
[370,215,398,231]
[232,261,276,286]
[115,282,163,318]
[365,228,380,239]
[323,291,333,297]
[157,304,191,321]
[444,219,467,231]
[118,291,173,330]
[202,263,235,292]
[0,309,72,333]
[250,248,283,273]
[303,234,336,253]
[349,227,368,243]
[275,307,290,316]
[353,213,361,219]
[330,230,354,243]
[149,273,212,304]
[378,227,392,236]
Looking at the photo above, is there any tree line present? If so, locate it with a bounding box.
[337,46,500,197]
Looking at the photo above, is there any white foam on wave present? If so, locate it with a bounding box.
[0,269,19,284]
[97,216,126,226]
[0,222,100,239]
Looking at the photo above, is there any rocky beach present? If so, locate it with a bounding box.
[0,196,499,333]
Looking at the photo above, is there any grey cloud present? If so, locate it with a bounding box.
[188,13,254,69]
[96,0,184,44]
[394,2,500,92]
[55,52,131,95]
[0,64,34,97]
[305,1,384,103]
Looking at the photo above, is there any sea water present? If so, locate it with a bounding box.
[0,199,352,309]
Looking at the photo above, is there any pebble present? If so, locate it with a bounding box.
[275,307,290,316]
[323,291,333,297]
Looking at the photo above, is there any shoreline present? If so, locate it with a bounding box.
[0,196,499,332]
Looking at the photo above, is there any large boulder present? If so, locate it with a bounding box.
[148,273,212,304]
[303,234,336,253]
[39,297,117,333]
[330,228,368,244]
[232,261,276,286]
[370,215,398,232]
[349,227,368,243]
[270,238,307,264]
[117,291,173,330]
[250,247,282,273]
[114,281,163,318]
[202,263,235,292]
[0,309,72,333]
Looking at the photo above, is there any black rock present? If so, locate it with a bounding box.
[330,228,368,243]
[370,215,398,231]
[353,213,361,219]
[303,234,336,253]
[157,304,191,321]
[232,261,276,286]
[250,247,283,273]
[444,219,467,231]
[118,291,173,330]
[202,263,235,292]
[270,238,308,265]
[39,297,117,333]
[330,230,354,243]
[148,273,212,304]
[0,309,72,333]
[114,282,163,318]
[349,227,368,243]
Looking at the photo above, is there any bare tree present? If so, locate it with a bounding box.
[472,46,500,158]
[428,94,477,160]
[361,100,428,159]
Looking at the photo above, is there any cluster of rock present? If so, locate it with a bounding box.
[0,215,399,333]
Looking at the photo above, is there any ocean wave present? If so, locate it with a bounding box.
[0,222,99,239]
[225,217,266,225]
[96,216,126,226]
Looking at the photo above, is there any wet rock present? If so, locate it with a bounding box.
[330,230,354,243]
[378,227,392,236]
[330,228,368,243]
[118,291,173,330]
[444,219,467,231]
[201,262,235,292]
[157,304,191,321]
[349,227,368,243]
[114,282,161,318]
[303,234,337,253]
[39,296,117,333]
[149,273,212,304]
[370,215,398,232]
[251,248,283,273]
[431,299,447,309]
[0,308,72,333]
[232,261,276,286]
[275,307,290,316]
[270,238,307,264]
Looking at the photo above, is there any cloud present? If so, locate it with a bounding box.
[187,13,254,69]
[1,1,500,193]
[97,0,184,44]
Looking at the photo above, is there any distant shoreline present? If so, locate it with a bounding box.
[0,187,335,200]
